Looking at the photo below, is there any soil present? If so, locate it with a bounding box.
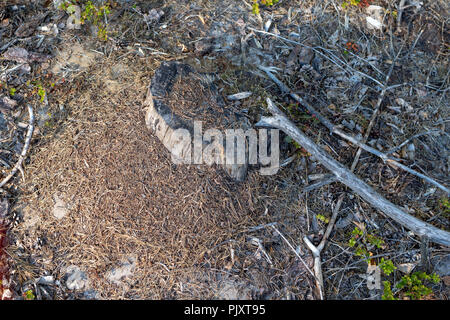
[0,0,448,300]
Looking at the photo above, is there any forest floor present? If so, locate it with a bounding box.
[0,0,449,300]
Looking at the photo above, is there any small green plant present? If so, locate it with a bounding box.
[439,197,450,217]
[252,0,279,15]
[379,258,396,276]
[396,272,440,300]
[37,84,46,103]
[382,281,396,300]
[23,289,35,300]
[28,80,46,103]
[317,214,330,224]
[284,136,310,157]
[347,225,440,300]
[286,103,319,125]
[382,272,440,300]
[348,226,385,263]
[385,9,398,18]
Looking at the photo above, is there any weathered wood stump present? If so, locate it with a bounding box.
[144,61,249,181]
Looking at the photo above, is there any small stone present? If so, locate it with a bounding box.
[395,98,413,112]
[342,119,355,131]
[52,24,59,36]
[53,0,65,8]
[143,9,164,25]
[366,5,384,30]
[398,263,417,274]
[328,30,339,46]
[52,194,68,219]
[65,265,89,290]
[442,276,450,286]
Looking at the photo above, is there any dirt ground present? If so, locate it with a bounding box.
[0,0,449,300]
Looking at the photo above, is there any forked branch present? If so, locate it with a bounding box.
[256,98,450,247]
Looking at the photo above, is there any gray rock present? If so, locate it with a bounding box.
[143,9,164,25]
[52,194,68,219]
[82,289,99,300]
[217,279,255,300]
[433,254,450,277]
[398,263,417,274]
[37,275,54,286]
[65,265,89,290]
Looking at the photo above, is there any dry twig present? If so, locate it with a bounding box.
[258,66,449,194]
[0,105,34,190]
[257,98,450,246]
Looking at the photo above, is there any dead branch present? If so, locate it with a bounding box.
[0,105,34,189]
[303,236,324,300]
[385,129,441,155]
[258,66,449,194]
[301,174,337,194]
[257,98,450,247]
[303,193,345,300]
